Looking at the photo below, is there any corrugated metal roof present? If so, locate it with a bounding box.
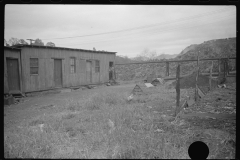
[12,44,117,54]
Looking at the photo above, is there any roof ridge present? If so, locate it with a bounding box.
[12,44,117,54]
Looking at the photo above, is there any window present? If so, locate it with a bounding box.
[95,60,100,73]
[70,57,76,73]
[30,58,39,75]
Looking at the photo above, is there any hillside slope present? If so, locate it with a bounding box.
[176,37,236,60]
[115,37,236,81]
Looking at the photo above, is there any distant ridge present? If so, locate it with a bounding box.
[115,37,236,81]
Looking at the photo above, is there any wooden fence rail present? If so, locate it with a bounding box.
[115,57,236,65]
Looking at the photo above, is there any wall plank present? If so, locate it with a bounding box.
[21,47,115,92]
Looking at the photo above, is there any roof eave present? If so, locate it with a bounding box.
[14,44,116,54]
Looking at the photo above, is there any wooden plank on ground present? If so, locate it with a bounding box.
[198,86,205,98]
[181,100,188,109]
[131,84,143,95]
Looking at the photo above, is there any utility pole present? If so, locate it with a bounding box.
[26,39,35,45]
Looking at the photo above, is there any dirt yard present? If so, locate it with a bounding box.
[4,79,236,159]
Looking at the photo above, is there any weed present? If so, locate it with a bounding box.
[28,119,45,126]
[66,100,83,112]
[62,113,76,120]
[85,100,101,111]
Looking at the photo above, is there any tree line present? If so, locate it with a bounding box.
[4,37,56,47]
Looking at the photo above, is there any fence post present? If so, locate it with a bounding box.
[174,63,181,117]
[226,57,229,76]
[218,59,221,77]
[209,61,213,91]
[114,66,116,80]
[223,58,227,80]
[166,62,169,77]
[195,52,200,102]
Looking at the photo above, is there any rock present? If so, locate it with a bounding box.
[127,94,134,101]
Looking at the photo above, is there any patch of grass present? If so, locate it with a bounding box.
[39,104,55,110]
[28,119,45,126]
[66,99,83,112]
[4,85,235,159]
[62,113,76,120]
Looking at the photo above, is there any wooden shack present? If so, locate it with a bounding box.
[4,44,116,94]
[4,46,23,94]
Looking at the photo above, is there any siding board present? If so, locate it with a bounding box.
[19,46,115,92]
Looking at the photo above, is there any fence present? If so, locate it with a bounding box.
[115,57,236,78]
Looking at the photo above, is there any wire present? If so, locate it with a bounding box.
[41,7,234,40]
[56,14,234,46]
[56,13,234,46]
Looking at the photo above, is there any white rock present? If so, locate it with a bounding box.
[127,94,134,101]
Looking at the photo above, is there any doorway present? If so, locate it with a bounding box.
[54,59,63,87]
[109,61,114,80]
[7,58,21,93]
[86,60,92,84]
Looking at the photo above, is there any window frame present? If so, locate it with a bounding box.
[70,57,76,74]
[30,58,39,75]
[95,60,100,73]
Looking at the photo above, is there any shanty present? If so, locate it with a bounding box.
[4,45,116,94]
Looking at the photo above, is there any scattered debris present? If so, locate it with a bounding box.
[151,78,165,86]
[14,98,30,105]
[39,124,44,132]
[181,100,188,109]
[187,99,195,107]
[131,84,143,95]
[218,84,226,88]
[85,85,93,89]
[81,86,88,90]
[108,79,120,86]
[144,83,154,88]
[4,95,15,106]
[106,83,111,86]
[39,104,55,110]
[197,86,205,98]
[108,119,115,133]
[155,129,164,132]
[71,87,82,91]
[127,94,134,101]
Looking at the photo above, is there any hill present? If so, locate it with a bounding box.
[174,37,236,75]
[130,54,178,62]
[175,37,236,60]
[115,37,236,81]
[115,55,137,64]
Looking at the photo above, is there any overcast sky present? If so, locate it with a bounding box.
[5,5,236,58]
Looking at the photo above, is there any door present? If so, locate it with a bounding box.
[54,59,62,87]
[86,61,92,84]
[7,58,20,93]
[109,62,113,80]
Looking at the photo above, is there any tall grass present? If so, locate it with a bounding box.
[4,87,233,159]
